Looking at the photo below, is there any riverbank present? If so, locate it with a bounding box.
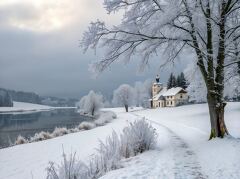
[0,101,76,113]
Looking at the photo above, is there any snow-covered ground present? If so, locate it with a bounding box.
[0,101,76,113]
[0,103,239,179]
[102,102,240,179]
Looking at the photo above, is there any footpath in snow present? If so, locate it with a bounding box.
[0,103,239,179]
[102,103,240,179]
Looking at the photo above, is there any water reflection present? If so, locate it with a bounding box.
[0,109,90,148]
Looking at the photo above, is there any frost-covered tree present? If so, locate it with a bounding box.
[133,81,143,107]
[103,99,112,108]
[186,62,240,102]
[81,0,240,139]
[143,79,153,98]
[78,90,103,116]
[133,79,153,108]
[141,79,153,108]
[225,64,240,100]
[185,64,207,103]
[112,84,134,112]
[133,80,153,108]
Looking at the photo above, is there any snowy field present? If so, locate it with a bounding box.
[0,101,76,113]
[0,102,239,179]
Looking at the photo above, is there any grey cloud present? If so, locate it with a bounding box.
[0,3,40,25]
[0,1,187,99]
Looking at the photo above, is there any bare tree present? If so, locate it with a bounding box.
[81,0,240,139]
[112,84,134,112]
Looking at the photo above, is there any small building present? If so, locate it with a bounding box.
[150,75,188,108]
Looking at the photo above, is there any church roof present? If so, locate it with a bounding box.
[163,87,186,96]
[153,82,162,85]
[153,87,168,100]
[152,87,187,100]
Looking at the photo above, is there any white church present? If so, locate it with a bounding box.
[150,75,189,108]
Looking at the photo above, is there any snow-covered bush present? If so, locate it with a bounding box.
[111,112,117,119]
[94,117,110,126]
[97,131,122,171]
[112,84,134,112]
[87,131,122,178]
[68,128,80,133]
[120,118,157,157]
[78,91,103,116]
[78,122,96,130]
[15,135,28,145]
[14,112,118,146]
[52,127,69,137]
[46,118,157,179]
[30,131,52,142]
[94,111,117,126]
[46,131,122,179]
[47,152,89,179]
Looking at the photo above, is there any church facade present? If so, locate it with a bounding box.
[150,75,188,108]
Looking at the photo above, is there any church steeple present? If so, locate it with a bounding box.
[156,74,160,83]
[152,74,162,97]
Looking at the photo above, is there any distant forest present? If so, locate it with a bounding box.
[0,88,78,107]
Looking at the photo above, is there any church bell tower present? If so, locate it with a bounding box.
[156,74,160,83]
[152,74,162,96]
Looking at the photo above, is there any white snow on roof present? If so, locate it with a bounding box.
[153,82,162,85]
[163,87,185,96]
[153,87,168,100]
[152,87,186,100]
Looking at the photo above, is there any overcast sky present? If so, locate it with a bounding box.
[0,0,187,99]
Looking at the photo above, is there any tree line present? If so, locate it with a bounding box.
[167,72,188,90]
[78,79,152,115]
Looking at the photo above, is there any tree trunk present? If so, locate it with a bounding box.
[207,1,229,140]
[125,105,128,112]
[91,108,95,116]
[208,95,229,139]
[238,61,240,76]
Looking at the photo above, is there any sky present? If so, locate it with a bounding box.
[0,0,187,99]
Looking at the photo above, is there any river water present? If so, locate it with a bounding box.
[0,108,91,148]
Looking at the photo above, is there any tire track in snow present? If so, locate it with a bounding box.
[130,112,208,179]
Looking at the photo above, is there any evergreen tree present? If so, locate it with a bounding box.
[176,75,181,87]
[172,75,177,87]
[167,73,173,89]
[167,73,177,89]
[179,72,188,89]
